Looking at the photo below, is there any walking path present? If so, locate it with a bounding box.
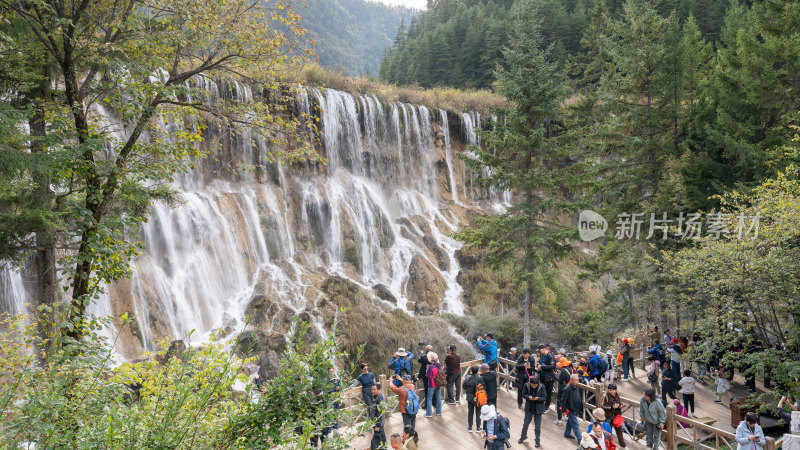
[347,364,782,449]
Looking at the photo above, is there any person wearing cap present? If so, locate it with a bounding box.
[480,404,510,450]
[388,348,416,387]
[620,338,631,381]
[639,388,667,450]
[587,408,615,435]
[519,375,547,447]
[390,374,418,430]
[481,363,498,407]
[602,383,627,448]
[537,343,557,411]
[444,344,462,404]
[515,348,536,409]
[477,333,499,370]
[555,357,573,426]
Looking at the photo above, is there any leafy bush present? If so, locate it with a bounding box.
[0,313,366,448]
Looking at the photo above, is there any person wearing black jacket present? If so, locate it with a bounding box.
[560,374,583,442]
[515,349,536,408]
[555,358,573,426]
[481,363,499,407]
[417,345,432,403]
[519,376,547,447]
[537,344,557,410]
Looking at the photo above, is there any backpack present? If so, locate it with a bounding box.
[475,382,488,408]
[434,366,447,387]
[588,359,598,376]
[403,387,420,415]
[398,357,412,377]
[648,371,658,383]
[497,414,510,439]
[597,356,608,374]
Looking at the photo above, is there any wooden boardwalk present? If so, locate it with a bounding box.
[346,365,781,449]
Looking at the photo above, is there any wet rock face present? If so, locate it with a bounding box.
[406,255,446,315]
[373,283,397,304]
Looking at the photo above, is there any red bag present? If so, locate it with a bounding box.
[613,414,625,428]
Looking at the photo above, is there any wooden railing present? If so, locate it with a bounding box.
[338,350,781,449]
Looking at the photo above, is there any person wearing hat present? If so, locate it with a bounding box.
[390,374,418,430]
[481,363,498,407]
[602,383,627,448]
[519,375,547,447]
[674,398,690,428]
[587,408,615,434]
[477,333,499,371]
[537,343,557,411]
[555,357,573,426]
[388,348,416,387]
[425,352,443,417]
[480,404,510,450]
[515,348,536,409]
[620,338,631,381]
[605,350,616,384]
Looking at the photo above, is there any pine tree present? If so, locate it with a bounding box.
[456,0,577,348]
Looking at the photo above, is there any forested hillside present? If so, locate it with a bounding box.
[294,0,415,76]
[379,0,731,89]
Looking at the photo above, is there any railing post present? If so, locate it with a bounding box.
[765,436,776,450]
[641,344,646,371]
[595,383,603,410]
[379,374,388,408]
[666,404,676,450]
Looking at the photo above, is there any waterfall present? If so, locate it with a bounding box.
[0,84,501,358]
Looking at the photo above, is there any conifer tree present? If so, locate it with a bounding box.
[457,0,577,348]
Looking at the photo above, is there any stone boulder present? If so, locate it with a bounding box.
[373,283,397,304]
[405,255,446,315]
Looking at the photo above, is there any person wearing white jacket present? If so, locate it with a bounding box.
[735,413,766,450]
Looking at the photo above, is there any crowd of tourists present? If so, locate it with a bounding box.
[334,326,776,450]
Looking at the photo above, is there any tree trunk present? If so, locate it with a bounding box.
[29,64,59,339]
[524,279,531,349]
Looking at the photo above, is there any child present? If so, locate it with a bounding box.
[674,399,691,428]
[605,350,616,384]
[678,369,696,417]
[715,365,734,404]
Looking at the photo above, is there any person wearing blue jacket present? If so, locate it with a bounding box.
[477,333,499,370]
[648,340,664,363]
[388,347,415,386]
[735,412,766,450]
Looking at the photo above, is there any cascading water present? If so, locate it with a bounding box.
[0,83,504,359]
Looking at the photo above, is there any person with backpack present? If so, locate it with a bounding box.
[390,374,419,430]
[388,348,415,387]
[537,344,557,411]
[588,351,605,383]
[588,420,617,450]
[555,357,573,426]
[561,374,584,444]
[477,333,499,370]
[647,356,661,396]
[647,339,664,364]
[463,365,484,433]
[519,375,547,447]
[425,352,444,417]
[480,404,510,450]
[444,344,462,405]
[515,348,536,409]
[481,363,498,407]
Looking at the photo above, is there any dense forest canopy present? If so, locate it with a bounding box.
[379,0,732,89]
[294,0,415,76]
